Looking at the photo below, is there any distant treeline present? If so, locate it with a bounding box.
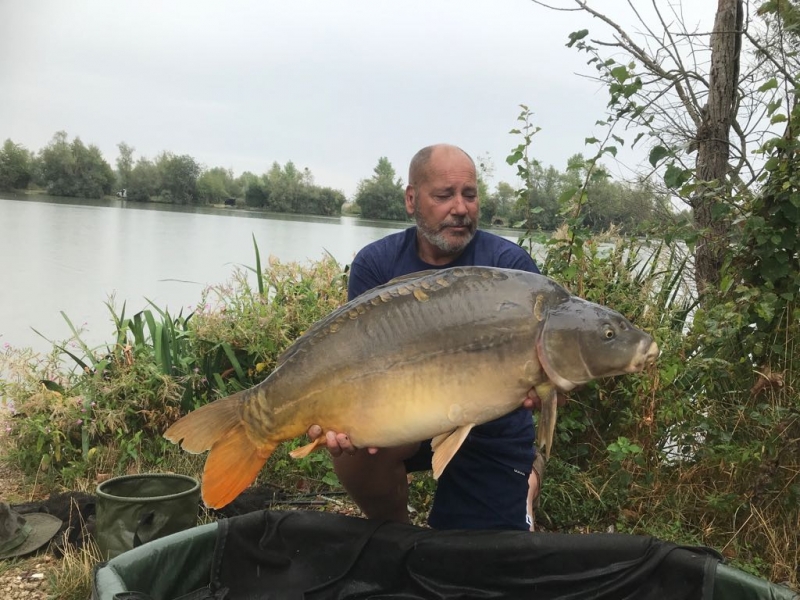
[0,132,684,231]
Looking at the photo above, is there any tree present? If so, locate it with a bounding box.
[116,142,135,190]
[155,152,200,204]
[242,172,270,208]
[197,167,239,204]
[0,139,33,190]
[127,158,160,202]
[38,131,75,196]
[355,157,406,220]
[693,0,742,292]
[71,138,116,198]
[493,182,517,219]
[555,0,747,293]
[265,161,303,212]
[38,131,114,198]
[296,186,346,216]
[529,6,800,583]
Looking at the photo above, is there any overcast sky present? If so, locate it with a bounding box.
[0,1,712,197]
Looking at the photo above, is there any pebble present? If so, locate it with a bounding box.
[0,562,50,600]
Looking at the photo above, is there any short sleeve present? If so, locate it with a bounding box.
[347,253,386,301]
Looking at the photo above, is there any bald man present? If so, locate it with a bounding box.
[309,144,545,531]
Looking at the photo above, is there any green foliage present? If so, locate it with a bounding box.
[728,119,800,364]
[154,152,201,204]
[196,166,241,204]
[190,253,348,382]
[115,142,135,190]
[38,131,115,199]
[502,107,666,235]
[237,162,345,216]
[127,157,161,202]
[355,157,407,220]
[0,138,34,190]
[295,185,346,216]
[241,171,269,207]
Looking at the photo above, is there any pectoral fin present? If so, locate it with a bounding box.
[535,383,559,459]
[289,436,327,459]
[431,424,474,479]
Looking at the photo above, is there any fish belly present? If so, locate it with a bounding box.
[268,344,541,449]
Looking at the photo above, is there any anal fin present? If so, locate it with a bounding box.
[201,422,275,509]
[431,424,474,479]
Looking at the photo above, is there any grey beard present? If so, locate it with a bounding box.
[414,205,476,255]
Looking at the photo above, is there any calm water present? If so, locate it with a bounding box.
[1,194,530,355]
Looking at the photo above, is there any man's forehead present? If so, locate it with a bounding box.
[425,153,476,182]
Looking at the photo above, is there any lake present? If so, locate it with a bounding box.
[0,194,534,355]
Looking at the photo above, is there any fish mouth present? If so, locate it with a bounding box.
[625,339,660,373]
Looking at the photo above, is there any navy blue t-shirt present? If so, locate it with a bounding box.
[348,227,540,531]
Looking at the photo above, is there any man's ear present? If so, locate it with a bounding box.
[404,185,415,217]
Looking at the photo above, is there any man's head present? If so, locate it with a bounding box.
[405,144,479,264]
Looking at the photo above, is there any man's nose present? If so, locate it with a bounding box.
[451,194,468,215]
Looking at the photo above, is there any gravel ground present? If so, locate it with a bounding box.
[0,408,61,600]
[0,458,56,600]
[0,558,52,600]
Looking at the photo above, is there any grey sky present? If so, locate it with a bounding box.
[0,0,712,197]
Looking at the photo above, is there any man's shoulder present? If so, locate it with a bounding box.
[357,227,413,261]
[470,230,539,272]
[349,227,417,299]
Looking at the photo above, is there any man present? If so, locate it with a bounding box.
[308,143,544,530]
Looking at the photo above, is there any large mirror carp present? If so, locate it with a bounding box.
[165,266,658,509]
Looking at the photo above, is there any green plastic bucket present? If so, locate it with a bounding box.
[95,473,200,560]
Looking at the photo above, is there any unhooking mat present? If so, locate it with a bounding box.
[93,509,800,600]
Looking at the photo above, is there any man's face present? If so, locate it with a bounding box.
[406,148,479,260]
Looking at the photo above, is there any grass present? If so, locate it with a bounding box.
[47,539,103,600]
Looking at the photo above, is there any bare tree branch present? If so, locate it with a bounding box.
[574,0,704,126]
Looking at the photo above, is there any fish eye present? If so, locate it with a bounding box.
[604,326,615,339]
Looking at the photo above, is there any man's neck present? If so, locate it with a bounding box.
[415,231,466,266]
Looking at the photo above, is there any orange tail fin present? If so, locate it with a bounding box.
[164,394,244,453]
[163,393,275,509]
[201,424,276,508]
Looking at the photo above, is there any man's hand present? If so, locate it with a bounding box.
[307,425,379,456]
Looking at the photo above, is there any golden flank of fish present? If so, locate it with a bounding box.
[164,266,659,508]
